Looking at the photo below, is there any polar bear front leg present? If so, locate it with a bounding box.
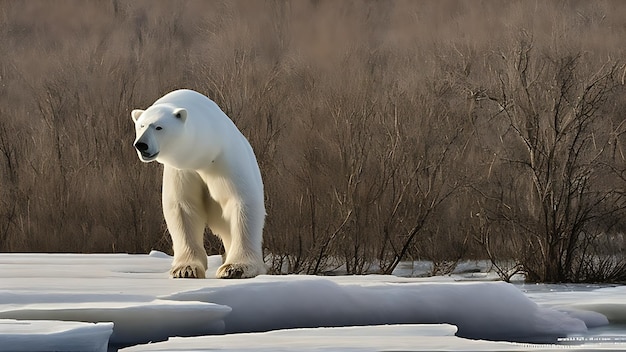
[162,167,208,279]
[215,202,267,279]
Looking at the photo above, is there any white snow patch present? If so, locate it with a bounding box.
[122,324,619,352]
[0,251,624,351]
[523,285,626,324]
[0,297,230,347]
[0,319,113,352]
[162,279,587,342]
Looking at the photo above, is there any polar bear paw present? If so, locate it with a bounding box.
[216,263,264,279]
[170,264,206,279]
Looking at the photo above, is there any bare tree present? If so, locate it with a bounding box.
[475,34,626,282]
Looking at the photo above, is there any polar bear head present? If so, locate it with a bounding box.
[131,104,188,165]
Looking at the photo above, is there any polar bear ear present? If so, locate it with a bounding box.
[173,108,187,122]
[131,109,144,123]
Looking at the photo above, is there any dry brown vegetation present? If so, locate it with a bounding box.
[1,0,626,282]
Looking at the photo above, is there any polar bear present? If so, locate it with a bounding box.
[131,89,266,279]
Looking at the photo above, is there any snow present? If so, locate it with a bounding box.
[522,285,626,324]
[0,296,229,347]
[0,319,113,352]
[122,325,624,352]
[0,251,624,351]
[162,279,588,341]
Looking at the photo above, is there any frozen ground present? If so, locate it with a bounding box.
[0,252,624,351]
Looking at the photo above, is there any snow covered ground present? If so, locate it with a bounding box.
[0,252,624,351]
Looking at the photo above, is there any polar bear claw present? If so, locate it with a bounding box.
[171,264,206,279]
[216,263,265,279]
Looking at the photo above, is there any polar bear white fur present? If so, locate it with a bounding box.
[131,89,266,279]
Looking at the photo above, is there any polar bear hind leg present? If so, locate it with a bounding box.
[211,201,266,279]
[162,166,209,278]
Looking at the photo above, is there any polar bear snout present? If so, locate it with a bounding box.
[134,141,149,153]
[134,138,159,162]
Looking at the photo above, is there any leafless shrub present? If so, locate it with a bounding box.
[465,31,626,282]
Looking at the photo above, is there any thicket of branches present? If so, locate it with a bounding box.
[1,0,626,282]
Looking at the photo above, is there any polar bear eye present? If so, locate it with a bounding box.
[155,126,163,131]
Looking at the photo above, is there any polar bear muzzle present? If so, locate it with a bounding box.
[134,140,159,162]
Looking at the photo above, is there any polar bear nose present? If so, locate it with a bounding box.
[134,142,149,152]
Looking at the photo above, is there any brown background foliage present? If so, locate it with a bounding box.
[1,0,626,282]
